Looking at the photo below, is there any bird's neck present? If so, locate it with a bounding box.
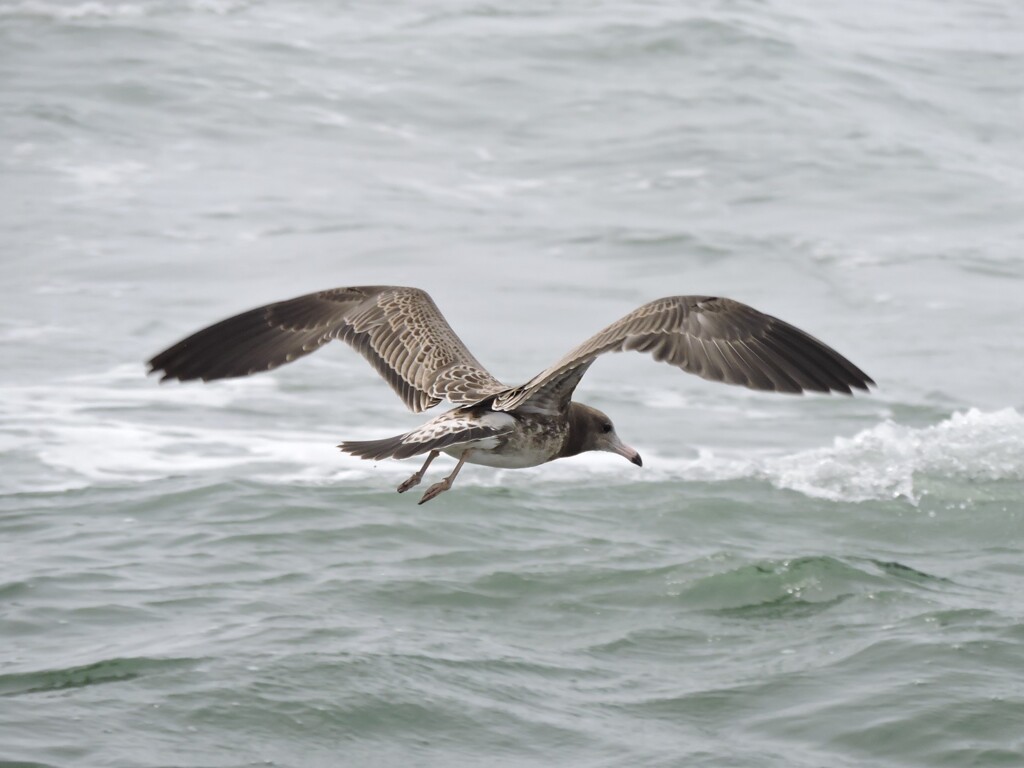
[561,403,590,458]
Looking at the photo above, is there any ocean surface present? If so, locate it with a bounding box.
[2,1,1023,766]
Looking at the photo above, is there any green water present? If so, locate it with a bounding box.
[4,478,1022,766]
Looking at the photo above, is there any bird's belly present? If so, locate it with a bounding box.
[450,446,551,469]
[442,423,565,469]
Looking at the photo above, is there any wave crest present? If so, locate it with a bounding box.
[757,407,1024,502]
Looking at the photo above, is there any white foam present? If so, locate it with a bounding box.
[654,407,1024,503]
[0,367,307,488]
[5,368,1021,503]
[487,408,1024,503]
[759,407,1024,502]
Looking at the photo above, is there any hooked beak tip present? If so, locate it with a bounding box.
[607,435,642,467]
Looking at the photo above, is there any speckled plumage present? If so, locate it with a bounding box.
[149,285,874,503]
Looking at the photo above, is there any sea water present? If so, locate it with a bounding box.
[2,1,1023,766]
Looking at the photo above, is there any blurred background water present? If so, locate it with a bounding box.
[1,1,1023,766]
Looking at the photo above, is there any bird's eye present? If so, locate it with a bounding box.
[601,423,613,434]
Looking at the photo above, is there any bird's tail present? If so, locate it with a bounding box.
[339,432,420,461]
[340,424,507,462]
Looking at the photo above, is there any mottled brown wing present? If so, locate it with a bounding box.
[147,286,509,413]
[493,296,874,413]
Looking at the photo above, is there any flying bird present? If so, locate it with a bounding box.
[148,286,874,503]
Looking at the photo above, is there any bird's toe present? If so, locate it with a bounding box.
[397,475,421,493]
[418,481,450,505]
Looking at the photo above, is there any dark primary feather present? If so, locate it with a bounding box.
[147,286,508,413]
[494,295,874,412]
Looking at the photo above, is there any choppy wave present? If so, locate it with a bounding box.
[4,0,1023,766]
[663,407,1024,503]
[0,656,198,697]
[672,555,949,613]
[5,368,1021,503]
[464,407,1024,504]
[756,407,1024,502]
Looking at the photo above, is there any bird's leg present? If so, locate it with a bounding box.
[397,450,439,494]
[418,450,472,505]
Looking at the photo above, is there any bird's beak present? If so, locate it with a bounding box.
[606,434,643,467]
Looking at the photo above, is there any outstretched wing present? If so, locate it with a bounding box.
[147,286,508,413]
[493,295,874,413]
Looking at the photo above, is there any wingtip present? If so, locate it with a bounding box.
[848,374,876,393]
[840,376,876,395]
[145,361,170,382]
[146,354,174,382]
[148,365,174,383]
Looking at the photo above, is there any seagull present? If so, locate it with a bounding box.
[148,286,874,503]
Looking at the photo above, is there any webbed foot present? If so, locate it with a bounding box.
[397,473,423,493]
[397,451,439,494]
[418,479,452,505]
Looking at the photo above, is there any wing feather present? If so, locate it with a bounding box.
[147,286,508,413]
[494,296,873,412]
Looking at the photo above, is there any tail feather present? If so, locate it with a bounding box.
[339,433,412,461]
[339,425,507,462]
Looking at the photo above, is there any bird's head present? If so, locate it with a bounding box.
[566,403,642,467]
